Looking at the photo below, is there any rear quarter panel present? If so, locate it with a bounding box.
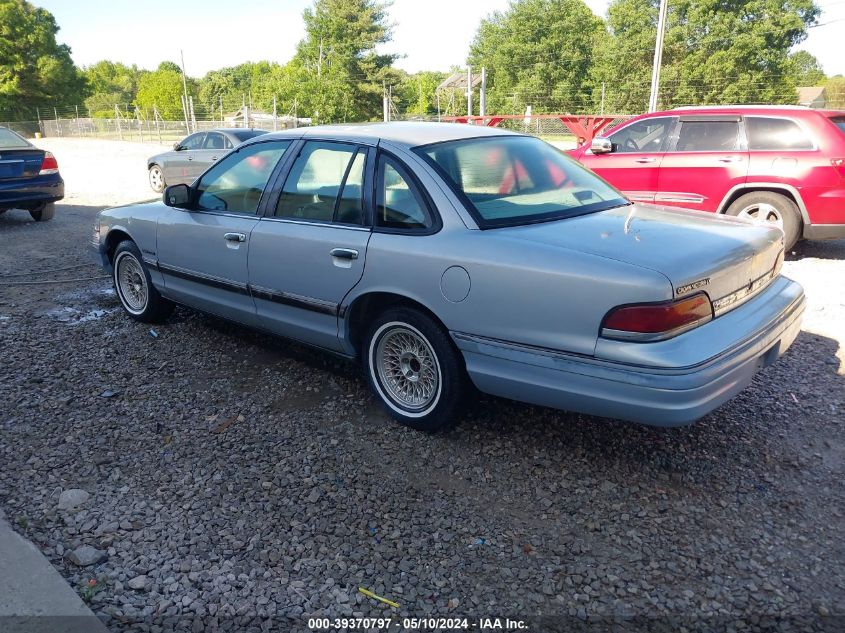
[350,228,673,357]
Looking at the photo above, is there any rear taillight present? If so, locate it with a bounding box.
[39,151,59,175]
[832,159,845,179]
[601,293,713,342]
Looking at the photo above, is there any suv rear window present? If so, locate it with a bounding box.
[746,117,813,150]
[830,117,845,134]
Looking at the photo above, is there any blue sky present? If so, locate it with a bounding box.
[36,0,844,78]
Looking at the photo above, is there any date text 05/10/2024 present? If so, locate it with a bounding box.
[307,617,528,630]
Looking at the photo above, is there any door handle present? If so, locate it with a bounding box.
[224,232,246,242]
[718,157,742,163]
[330,248,358,260]
[187,156,194,161]
[211,156,219,161]
[635,157,656,164]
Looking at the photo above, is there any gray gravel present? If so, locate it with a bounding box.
[1,199,844,632]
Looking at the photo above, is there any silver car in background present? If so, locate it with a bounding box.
[93,122,805,432]
[146,128,268,193]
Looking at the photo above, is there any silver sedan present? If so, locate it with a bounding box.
[146,128,268,193]
[93,122,804,432]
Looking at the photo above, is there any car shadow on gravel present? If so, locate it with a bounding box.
[170,305,843,487]
[786,238,845,261]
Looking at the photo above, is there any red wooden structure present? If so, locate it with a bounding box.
[443,114,629,143]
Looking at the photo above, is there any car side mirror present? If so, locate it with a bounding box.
[163,184,191,209]
[590,137,614,155]
[173,142,183,151]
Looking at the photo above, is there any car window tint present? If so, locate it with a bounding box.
[203,132,226,150]
[181,133,205,150]
[830,116,845,135]
[376,156,431,230]
[196,141,291,214]
[275,142,357,221]
[746,117,813,150]
[609,117,672,153]
[675,121,739,152]
[223,135,234,149]
[335,151,365,225]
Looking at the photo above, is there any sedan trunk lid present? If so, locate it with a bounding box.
[497,203,784,316]
[0,148,46,180]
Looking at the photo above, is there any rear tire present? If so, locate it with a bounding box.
[363,307,467,433]
[29,202,55,222]
[148,165,166,193]
[725,192,801,251]
[112,240,174,323]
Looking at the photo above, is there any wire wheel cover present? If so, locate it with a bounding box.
[376,326,440,411]
[117,254,147,312]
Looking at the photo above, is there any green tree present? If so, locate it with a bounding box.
[468,0,606,114]
[83,60,142,117]
[157,61,182,74]
[789,50,825,86]
[0,0,87,119]
[595,0,821,113]
[396,70,448,116]
[826,75,845,108]
[279,0,399,123]
[136,68,194,120]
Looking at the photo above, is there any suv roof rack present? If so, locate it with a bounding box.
[671,105,809,110]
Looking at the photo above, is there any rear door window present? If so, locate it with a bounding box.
[746,117,813,150]
[674,121,740,152]
[275,141,360,222]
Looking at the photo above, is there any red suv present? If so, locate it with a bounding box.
[571,106,845,249]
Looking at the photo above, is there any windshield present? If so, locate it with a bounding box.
[231,129,269,142]
[416,135,628,228]
[0,127,32,149]
[830,116,845,134]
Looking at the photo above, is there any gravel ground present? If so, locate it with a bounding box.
[1,140,844,632]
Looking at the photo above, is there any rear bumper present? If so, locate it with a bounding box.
[453,277,805,427]
[803,224,845,240]
[0,174,64,208]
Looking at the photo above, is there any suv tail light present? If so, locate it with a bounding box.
[39,151,59,175]
[601,293,713,342]
[832,159,845,179]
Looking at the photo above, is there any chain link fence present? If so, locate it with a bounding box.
[3,113,632,147]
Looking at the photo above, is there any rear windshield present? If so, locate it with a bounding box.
[231,129,269,143]
[416,136,628,228]
[0,128,32,149]
[830,117,845,134]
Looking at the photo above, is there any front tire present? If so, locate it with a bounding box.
[113,240,174,323]
[363,308,467,433]
[29,202,55,222]
[148,164,166,193]
[725,192,801,251]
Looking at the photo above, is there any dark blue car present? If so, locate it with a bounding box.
[0,126,64,221]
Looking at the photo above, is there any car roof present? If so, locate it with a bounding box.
[669,105,845,117]
[250,121,520,148]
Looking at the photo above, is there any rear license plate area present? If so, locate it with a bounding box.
[0,160,25,178]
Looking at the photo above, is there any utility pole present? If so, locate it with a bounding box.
[273,95,277,131]
[189,96,196,132]
[419,75,424,116]
[383,81,389,122]
[114,104,122,141]
[436,90,441,122]
[180,94,190,135]
[480,67,487,118]
[466,67,472,117]
[648,0,668,113]
[180,49,191,127]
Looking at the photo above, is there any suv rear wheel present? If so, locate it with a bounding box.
[29,202,55,222]
[725,191,801,251]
